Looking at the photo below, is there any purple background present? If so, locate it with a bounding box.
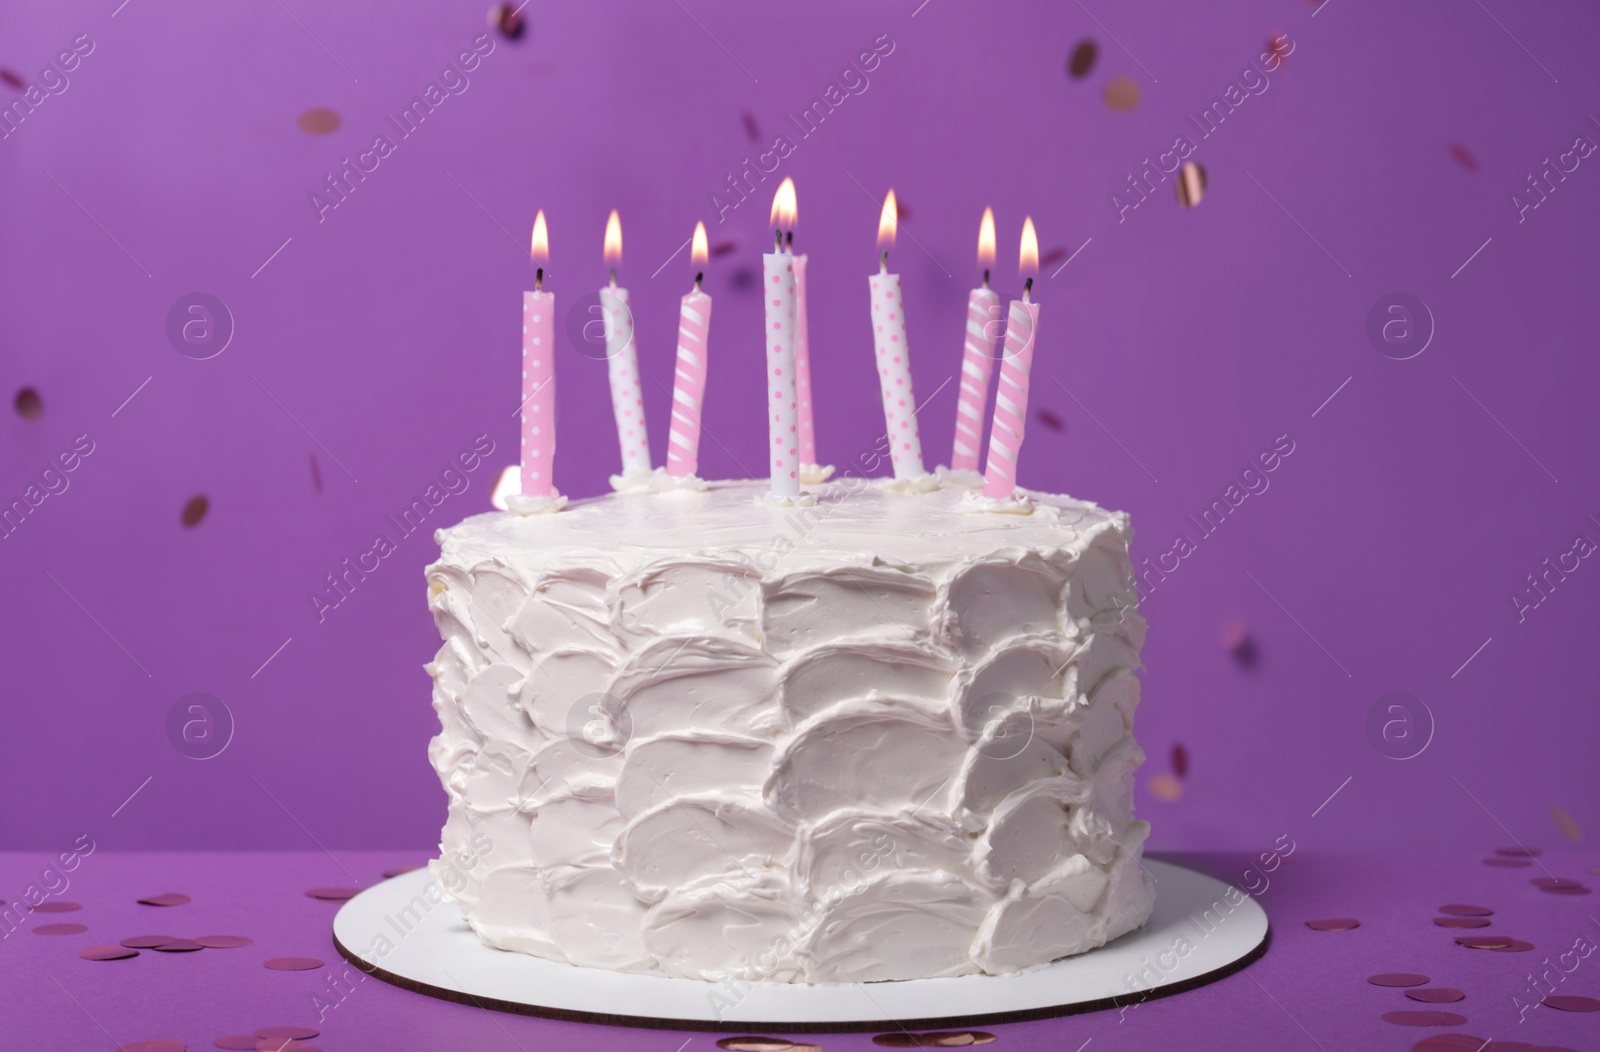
[2,0,1597,854]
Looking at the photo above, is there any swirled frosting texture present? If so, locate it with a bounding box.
[427,478,1153,982]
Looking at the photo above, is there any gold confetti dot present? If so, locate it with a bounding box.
[1104,76,1141,112]
[1149,773,1183,802]
[1551,804,1582,843]
[1176,162,1207,207]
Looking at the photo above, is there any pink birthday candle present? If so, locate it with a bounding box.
[667,223,712,477]
[868,190,927,480]
[982,217,1041,500]
[772,178,817,469]
[599,210,651,481]
[521,212,556,497]
[952,208,1001,473]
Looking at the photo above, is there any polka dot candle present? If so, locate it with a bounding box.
[868,270,926,480]
[764,241,800,498]
[520,289,556,497]
[600,284,652,478]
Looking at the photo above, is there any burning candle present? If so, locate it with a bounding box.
[764,229,800,500]
[600,209,652,486]
[772,178,827,481]
[507,211,564,514]
[666,222,712,480]
[951,208,1001,475]
[982,217,1042,501]
[868,190,928,482]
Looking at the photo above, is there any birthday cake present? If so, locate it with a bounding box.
[425,476,1153,982]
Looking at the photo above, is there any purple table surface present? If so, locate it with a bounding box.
[3,849,1596,1051]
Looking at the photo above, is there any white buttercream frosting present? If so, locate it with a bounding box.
[427,477,1151,981]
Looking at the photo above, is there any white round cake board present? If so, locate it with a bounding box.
[332,858,1267,1032]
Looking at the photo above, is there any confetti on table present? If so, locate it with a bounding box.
[1409,1036,1489,1051]
[381,865,424,879]
[1380,1010,1467,1026]
[213,1037,259,1051]
[1496,846,1540,857]
[263,957,324,971]
[254,1028,318,1041]
[153,939,205,953]
[1305,918,1360,931]
[32,922,87,936]
[121,935,176,948]
[1405,988,1465,1004]
[80,945,139,961]
[1368,973,1430,987]
[304,886,362,902]
[118,1041,186,1052]
[1542,994,1600,1012]
[1437,904,1492,917]
[138,893,192,907]
[1481,857,1531,868]
[196,935,253,948]
[32,901,82,913]
[1432,917,1490,929]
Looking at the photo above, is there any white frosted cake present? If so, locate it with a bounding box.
[425,477,1153,983]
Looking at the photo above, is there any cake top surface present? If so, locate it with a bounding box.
[434,478,1128,571]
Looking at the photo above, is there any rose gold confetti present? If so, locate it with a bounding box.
[264,956,324,971]
[1550,803,1582,842]
[296,109,340,135]
[1433,917,1490,929]
[1482,857,1532,868]
[488,3,525,39]
[1454,934,1512,949]
[1439,904,1492,917]
[152,938,204,952]
[180,496,208,528]
[32,922,87,935]
[1068,40,1097,79]
[718,1040,794,1052]
[741,112,761,142]
[0,69,24,90]
[196,935,253,948]
[1176,161,1207,207]
[14,387,42,419]
[138,893,192,907]
[1496,846,1540,857]
[121,935,177,948]
[1406,988,1465,1004]
[711,239,740,259]
[255,1041,319,1052]
[381,865,424,879]
[1369,973,1430,987]
[1381,1010,1467,1026]
[119,1042,186,1052]
[214,1038,259,1051]
[1305,918,1359,931]
[1104,77,1141,112]
[1039,246,1067,267]
[1490,938,1534,952]
[1542,994,1600,1012]
[1448,143,1479,172]
[1410,1037,1489,1052]
[80,945,139,961]
[304,886,362,902]
[32,901,82,913]
[1172,743,1189,779]
[1266,34,1292,65]
[1148,773,1183,802]
[1541,885,1592,895]
[1532,877,1584,889]
[309,454,322,494]
[1036,408,1065,432]
[254,1028,318,1041]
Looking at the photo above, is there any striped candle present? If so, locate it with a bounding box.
[793,251,817,468]
[764,239,800,498]
[667,288,711,477]
[521,289,556,496]
[981,296,1041,499]
[951,287,1001,472]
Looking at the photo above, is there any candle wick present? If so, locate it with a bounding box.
[879,250,888,273]
[694,271,703,292]
[609,267,618,288]
[982,268,990,290]
[774,229,783,253]
[785,230,794,253]
[1023,276,1033,304]
[535,267,544,292]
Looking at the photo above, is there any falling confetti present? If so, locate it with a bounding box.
[309,453,322,494]
[1036,408,1065,432]
[180,497,208,528]
[1068,40,1098,79]
[1039,246,1067,267]
[0,69,24,90]
[1175,162,1207,207]
[1104,77,1141,111]
[1266,34,1292,65]
[1448,143,1479,172]
[1148,772,1183,802]
[1171,743,1189,779]
[296,109,340,135]
[1550,804,1582,842]
[741,112,761,142]
[14,387,42,419]
[711,239,740,258]
[488,3,526,39]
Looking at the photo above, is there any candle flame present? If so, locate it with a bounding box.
[690,221,708,268]
[977,207,996,269]
[530,210,549,264]
[1019,216,1039,274]
[770,177,797,228]
[603,209,622,266]
[876,189,898,250]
